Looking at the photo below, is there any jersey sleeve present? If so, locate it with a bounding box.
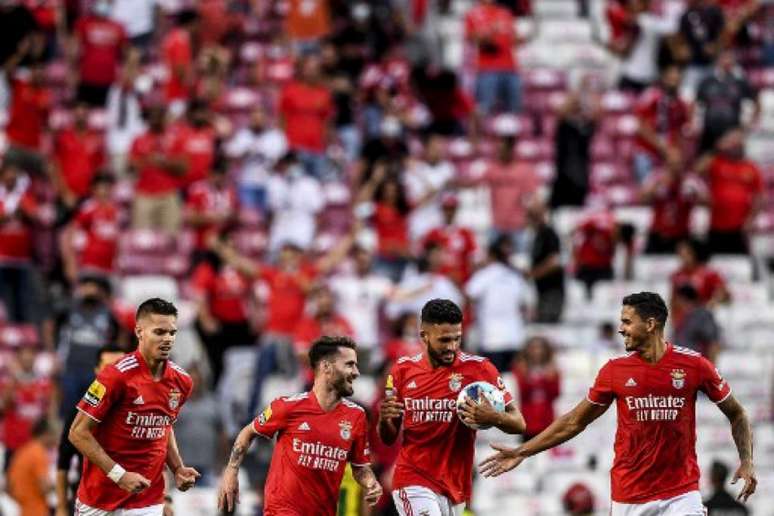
[251,397,289,439]
[76,367,124,422]
[349,411,371,467]
[481,360,514,406]
[698,357,732,403]
[587,360,615,406]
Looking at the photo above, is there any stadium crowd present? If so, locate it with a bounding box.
[0,0,772,514]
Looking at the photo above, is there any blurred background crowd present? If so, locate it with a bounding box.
[0,0,772,514]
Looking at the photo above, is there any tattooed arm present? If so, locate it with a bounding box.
[718,395,757,502]
[217,424,259,512]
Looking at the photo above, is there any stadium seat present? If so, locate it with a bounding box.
[120,275,179,307]
[0,325,39,349]
[632,255,679,282]
[710,255,755,282]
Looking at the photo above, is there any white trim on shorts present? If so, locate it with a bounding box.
[391,486,465,516]
[75,500,164,516]
[611,490,706,516]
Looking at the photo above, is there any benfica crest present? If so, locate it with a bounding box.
[339,420,352,440]
[169,389,181,410]
[448,373,463,392]
[670,369,686,390]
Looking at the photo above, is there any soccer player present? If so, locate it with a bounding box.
[480,292,757,515]
[217,335,383,514]
[69,298,200,515]
[378,298,526,516]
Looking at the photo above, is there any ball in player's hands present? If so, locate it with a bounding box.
[456,381,506,430]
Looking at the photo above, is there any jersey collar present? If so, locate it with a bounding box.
[134,349,170,381]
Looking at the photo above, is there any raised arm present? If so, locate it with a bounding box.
[717,394,757,502]
[68,412,151,493]
[218,423,260,512]
[479,398,609,477]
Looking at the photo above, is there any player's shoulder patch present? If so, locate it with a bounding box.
[459,352,485,363]
[342,398,365,412]
[281,392,309,403]
[673,345,701,358]
[114,354,139,374]
[168,360,190,377]
[83,379,107,407]
[397,353,423,365]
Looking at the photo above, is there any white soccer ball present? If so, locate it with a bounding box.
[455,381,506,430]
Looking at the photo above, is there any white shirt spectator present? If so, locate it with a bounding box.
[225,126,288,190]
[620,12,681,85]
[466,262,529,352]
[111,0,158,38]
[404,159,455,242]
[329,272,393,350]
[105,84,145,164]
[266,168,324,252]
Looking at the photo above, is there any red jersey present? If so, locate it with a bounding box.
[190,263,250,323]
[646,173,695,239]
[130,130,186,195]
[185,180,237,250]
[670,265,726,305]
[0,179,37,264]
[73,199,120,273]
[464,4,517,71]
[75,16,127,86]
[173,124,216,187]
[162,28,192,101]
[55,128,105,199]
[707,157,763,232]
[422,225,477,284]
[76,352,193,511]
[1,374,54,451]
[258,264,318,336]
[6,79,51,149]
[513,367,560,436]
[634,87,691,158]
[374,203,410,258]
[252,392,370,516]
[587,344,731,503]
[573,211,616,270]
[389,352,513,503]
[279,80,334,153]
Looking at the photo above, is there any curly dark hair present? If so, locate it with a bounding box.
[622,292,668,327]
[136,298,178,321]
[308,335,358,370]
[420,299,463,325]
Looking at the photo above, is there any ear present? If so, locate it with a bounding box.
[134,324,142,341]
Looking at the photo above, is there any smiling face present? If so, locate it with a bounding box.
[324,347,360,397]
[618,305,655,352]
[421,322,462,367]
[136,313,178,362]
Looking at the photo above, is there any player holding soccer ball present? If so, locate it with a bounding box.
[379,299,525,516]
[217,336,382,515]
[480,292,757,515]
[69,298,200,516]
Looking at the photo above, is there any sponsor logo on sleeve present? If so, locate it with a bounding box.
[83,380,106,407]
[257,406,272,426]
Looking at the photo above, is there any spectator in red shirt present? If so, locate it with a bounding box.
[0,343,55,462]
[71,0,128,107]
[162,10,198,109]
[190,229,255,385]
[641,161,704,254]
[0,162,45,323]
[61,174,120,282]
[293,284,354,363]
[421,193,478,286]
[670,237,729,325]
[465,0,525,114]
[5,61,51,177]
[699,128,764,254]
[572,208,617,295]
[633,65,692,183]
[175,100,216,188]
[129,105,188,234]
[52,101,105,211]
[279,54,335,178]
[512,336,561,439]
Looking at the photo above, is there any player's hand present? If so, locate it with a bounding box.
[478,443,526,478]
[117,471,152,493]
[218,468,240,512]
[163,501,174,516]
[458,392,498,428]
[731,461,757,502]
[174,465,201,492]
[363,479,383,506]
[378,396,404,422]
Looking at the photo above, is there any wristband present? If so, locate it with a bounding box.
[107,463,126,483]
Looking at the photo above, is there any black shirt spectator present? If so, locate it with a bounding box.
[0,4,37,67]
[680,0,725,67]
[672,285,721,361]
[528,200,565,323]
[704,461,749,516]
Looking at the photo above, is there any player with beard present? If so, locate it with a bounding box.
[218,336,382,514]
[480,292,757,515]
[379,298,525,516]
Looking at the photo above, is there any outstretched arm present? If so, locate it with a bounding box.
[718,395,757,502]
[352,465,383,507]
[218,424,260,512]
[479,398,609,477]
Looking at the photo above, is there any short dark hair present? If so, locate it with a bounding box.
[308,335,357,370]
[622,292,668,327]
[675,284,700,302]
[680,237,711,264]
[710,460,729,484]
[136,298,178,321]
[96,344,125,366]
[31,417,54,438]
[421,299,463,325]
